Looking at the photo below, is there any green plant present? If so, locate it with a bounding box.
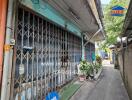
[94,63,101,73]
[80,60,93,76]
[86,63,94,76]
[96,55,102,65]
[80,60,88,75]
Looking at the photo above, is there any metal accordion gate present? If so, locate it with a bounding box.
[85,43,95,62]
[12,7,82,100]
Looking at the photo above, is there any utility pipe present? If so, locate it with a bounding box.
[1,0,14,99]
[0,0,8,89]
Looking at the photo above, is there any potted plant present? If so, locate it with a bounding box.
[85,63,95,80]
[79,60,88,81]
[96,55,102,66]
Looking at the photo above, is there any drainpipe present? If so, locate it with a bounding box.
[0,0,8,89]
[1,0,14,99]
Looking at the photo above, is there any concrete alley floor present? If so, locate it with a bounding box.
[70,61,130,100]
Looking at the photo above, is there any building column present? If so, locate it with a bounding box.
[81,34,85,60]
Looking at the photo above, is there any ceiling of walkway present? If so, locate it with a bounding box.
[45,0,104,41]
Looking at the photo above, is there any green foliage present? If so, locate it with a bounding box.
[80,60,88,75]
[101,0,129,49]
[96,55,102,65]
[94,63,101,73]
[80,60,102,75]
[86,64,94,76]
[80,60,93,75]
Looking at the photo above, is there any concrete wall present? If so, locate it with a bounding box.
[118,44,132,100]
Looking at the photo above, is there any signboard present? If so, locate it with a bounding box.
[111,5,125,16]
[46,91,59,100]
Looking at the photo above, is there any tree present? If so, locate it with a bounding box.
[101,0,129,49]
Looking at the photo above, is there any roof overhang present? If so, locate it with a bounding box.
[122,0,132,37]
[45,0,105,41]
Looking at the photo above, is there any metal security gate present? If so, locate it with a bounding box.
[85,43,95,62]
[12,7,82,100]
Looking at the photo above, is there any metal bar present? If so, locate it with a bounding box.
[36,17,39,99]
[60,28,62,86]
[73,36,75,76]
[69,33,71,81]
[51,24,53,91]
[25,12,30,100]
[54,25,56,91]
[40,18,43,99]
[55,27,57,90]
[65,31,68,82]
[61,29,63,85]
[66,31,68,82]
[64,30,66,84]
[68,33,70,80]
[57,27,59,88]
[19,9,25,99]
[31,14,35,100]
[44,21,48,97]
[72,35,74,77]
[48,22,51,92]
[62,29,64,85]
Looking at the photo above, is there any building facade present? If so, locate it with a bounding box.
[0,0,104,99]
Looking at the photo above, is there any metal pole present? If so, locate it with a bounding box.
[1,0,14,99]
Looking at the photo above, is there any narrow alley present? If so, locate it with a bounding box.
[70,61,130,100]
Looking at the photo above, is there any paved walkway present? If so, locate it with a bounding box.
[70,64,130,100]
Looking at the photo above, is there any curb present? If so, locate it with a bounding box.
[94,67,103,80]
[68,83,83,100]
[60,80,84,100]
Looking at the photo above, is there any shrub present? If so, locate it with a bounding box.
[94,63,101,73]
[80,60,88,75]
[96,55,102,65]
[80,60,93,76]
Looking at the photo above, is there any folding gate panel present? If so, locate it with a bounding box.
[85,43,95,62]
[12,7,82,100]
